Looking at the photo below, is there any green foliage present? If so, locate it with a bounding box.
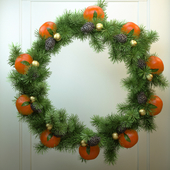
[96,0,108,20]
[34,142,49,154]
[8,0,169,165]
[8,43,22,66]
[45,109,68,135]
[79,156,87,163]
[55,114,84,153]
[80,128,96,143]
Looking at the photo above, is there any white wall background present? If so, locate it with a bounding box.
[0,0,170,170]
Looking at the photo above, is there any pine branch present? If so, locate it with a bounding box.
[8,44,22,66]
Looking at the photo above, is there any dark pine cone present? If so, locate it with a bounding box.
[45,37,56,51]
[53,131,65,137]
[87,136,100,146]
[30,103,42,113]
[114,34,127,43]
[116,124,127,134]
[137,92,147,104]
[32,72,39,80]
[81,22,95,34]
[137,59,146,69]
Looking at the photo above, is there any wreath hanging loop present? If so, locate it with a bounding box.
[8,0,168,165]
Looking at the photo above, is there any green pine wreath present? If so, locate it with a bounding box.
[8,0,169,165]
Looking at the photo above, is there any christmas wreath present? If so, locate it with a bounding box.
[8,0,168,165]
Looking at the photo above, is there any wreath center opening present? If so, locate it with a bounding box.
[48,39,127,127]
